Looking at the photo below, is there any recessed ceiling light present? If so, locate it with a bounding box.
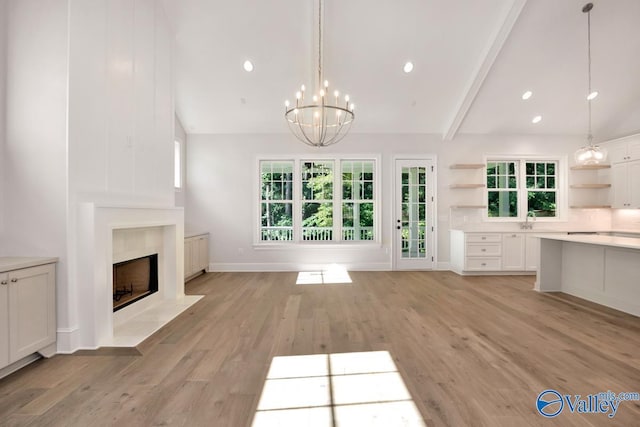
[522,90,532,100]
[403,62,414,73]
[532,115,542,124]
[587,90,598,100]
[243,60,254,72]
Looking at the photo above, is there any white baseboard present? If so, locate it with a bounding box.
[56,326,81,354]
[436,262,451,271]
[209,262,391,272]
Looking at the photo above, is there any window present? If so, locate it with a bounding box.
[258,157,378,243]
[487,158,561,220]
[260,161,294,241]
[302,161,334,241]
[341,161,375,241]
[174,140,182,189]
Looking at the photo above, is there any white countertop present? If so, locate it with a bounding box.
[535,234,640,250]
[0,257,59,272]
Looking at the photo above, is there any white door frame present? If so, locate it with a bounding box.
[392,156,437,270]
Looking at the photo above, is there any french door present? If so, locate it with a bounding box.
[394,159,435,270]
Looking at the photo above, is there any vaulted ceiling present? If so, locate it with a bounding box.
[162,0,640,141]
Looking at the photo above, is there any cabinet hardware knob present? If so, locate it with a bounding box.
[10,278,18,283]
[481,248,486,252]
[481,263,486,266]
[1,280,7,285]
[481,237,486,240]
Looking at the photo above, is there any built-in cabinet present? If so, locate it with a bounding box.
[450,231,547,275]
[185,233,209,281]
[1,259,57,377]
[611,161,640,208]
[606,134,640,209]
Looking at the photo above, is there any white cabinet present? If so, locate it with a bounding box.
[450,231,502,273]
[611,161,640,208]
[1,260,56,373]
[450,231,545,274]
[185,233,209,281]
[525,235,541,271]
[502,234,525,270]
[608,136,640,164]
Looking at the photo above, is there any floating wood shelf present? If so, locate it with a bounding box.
[450,164,485,169]
[450,184,485,189]
[570,205,611,209]
[570,184,611,189]
[451,205,487,209]
[570,165,611,170]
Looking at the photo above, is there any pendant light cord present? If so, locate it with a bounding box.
[585,3,593,144]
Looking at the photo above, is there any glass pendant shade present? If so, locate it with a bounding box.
[574,144,607,165]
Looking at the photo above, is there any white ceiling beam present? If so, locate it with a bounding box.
[442,0,528,140]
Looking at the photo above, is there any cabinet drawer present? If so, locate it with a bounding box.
[465,257,501,270]
[466,243,501,256]
[466,233,502,243]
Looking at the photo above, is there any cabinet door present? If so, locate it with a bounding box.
[525,236,540,271]
[609,142,628,164]
[184,238,193,279]
[196,236,209,272]
[628,139,640,162]
[629,161,640,208]
[502,234,525,270]
[8,264,56,363]
[0,273,8,368]
[611,163,629,208]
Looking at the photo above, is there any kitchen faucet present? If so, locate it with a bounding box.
[521,210,536,230]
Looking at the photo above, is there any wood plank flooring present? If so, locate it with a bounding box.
[1,271,640,426]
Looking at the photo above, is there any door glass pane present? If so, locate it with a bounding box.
[401,167,427,259]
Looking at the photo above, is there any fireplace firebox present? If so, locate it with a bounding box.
[112,254,159,312]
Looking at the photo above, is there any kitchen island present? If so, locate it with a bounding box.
[535,234,640,317]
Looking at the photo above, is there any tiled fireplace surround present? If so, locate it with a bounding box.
[69,204,202,351]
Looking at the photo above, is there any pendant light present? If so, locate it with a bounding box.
[574,2,607,165]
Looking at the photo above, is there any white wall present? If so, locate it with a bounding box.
[1,0,69,266]
[186,132,605,271]
[175,115,187,208]
[0,0,7,238]
[67,0,174,207]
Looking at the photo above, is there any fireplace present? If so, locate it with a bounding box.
[112,254,159,312]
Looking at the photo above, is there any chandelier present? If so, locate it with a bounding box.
[284,0,355,147]
[574,2,607,165]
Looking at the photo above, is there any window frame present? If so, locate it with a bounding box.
[255,154,381,247]
[174,139,184,190]
[484,155,567,222]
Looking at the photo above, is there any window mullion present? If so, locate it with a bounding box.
[294,159,302,243]
[335,160,342,242]
[518,160,527,220]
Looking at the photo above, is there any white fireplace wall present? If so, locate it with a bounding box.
[75,204,184,350]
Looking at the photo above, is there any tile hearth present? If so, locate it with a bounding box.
[111,295,203,347]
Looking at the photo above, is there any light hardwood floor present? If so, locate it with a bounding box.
[1,271,640,426]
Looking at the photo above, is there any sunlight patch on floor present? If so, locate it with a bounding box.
[296,265,352,285]
[252,351,426,427]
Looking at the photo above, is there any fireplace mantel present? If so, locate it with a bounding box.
[64,203,200,351]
